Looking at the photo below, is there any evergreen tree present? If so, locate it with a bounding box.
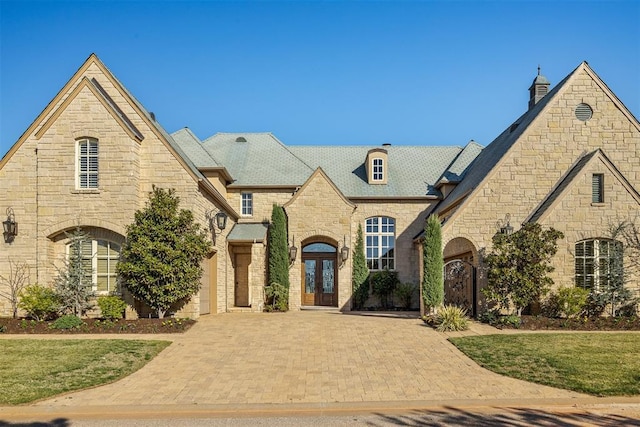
[422,215,444,314]
[54,227,95,317]
[352,223,369,309]
[483,222,563,316]
[267,204,290,310]
[117,187,211,318]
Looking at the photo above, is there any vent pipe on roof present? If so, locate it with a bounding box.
[150,112,156,121]
[382,142,391,147]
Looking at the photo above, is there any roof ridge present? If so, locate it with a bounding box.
[266,133,315,172]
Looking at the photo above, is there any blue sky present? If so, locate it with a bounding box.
[1,1,639,155]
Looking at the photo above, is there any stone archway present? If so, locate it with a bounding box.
[300,236,338,307]
[443,237,478,317]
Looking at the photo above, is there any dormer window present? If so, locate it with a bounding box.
[372,158,384,181]
[365,148,388,184]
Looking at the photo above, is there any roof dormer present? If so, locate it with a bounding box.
[365,147,388,185]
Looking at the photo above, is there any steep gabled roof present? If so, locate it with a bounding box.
[171,127,221,168]
[435,61,640,222]
[528,149,640,224]
[433,64,578,217]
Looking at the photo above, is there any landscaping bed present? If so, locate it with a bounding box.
[0,317,195,334]
[501,315,640,331]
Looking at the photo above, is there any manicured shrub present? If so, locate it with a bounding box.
[395,282,417,310]
[118,187,212,318]
[351,224,369,310]
[422,215,444,314]
[267,204,290,310]
[435,305,469,332]
[550,287,589,319]
[18,284,59,321]
[265,282,288,312]
[371,270,398,309]
[50,314,84,330]
[97,295,127,320]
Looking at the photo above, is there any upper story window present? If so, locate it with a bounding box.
[77,138,99,189]
[241,192,253,216]
[372,158,384,181]
[365,216,395,270]
[592,174,604,203]
[575,239,622,290]
[68,239,120,294]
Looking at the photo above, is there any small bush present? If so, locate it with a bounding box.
[478,309,498,325]
[265,282,288,312]
[97,295,127,320]
[497,314,521,328]
[435,305,469,332]
[50,314,84,330]
[371,270,398,309]
[18,284,59,321]
[394,283,416,310]
[551,287,589,318]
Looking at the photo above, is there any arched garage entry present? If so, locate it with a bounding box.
[443,237,478,317]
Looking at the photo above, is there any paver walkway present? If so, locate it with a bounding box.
[35,310,584,407]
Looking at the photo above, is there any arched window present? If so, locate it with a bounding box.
[575,239,623,290]
[365,216,395,270]
[68,239,120,293]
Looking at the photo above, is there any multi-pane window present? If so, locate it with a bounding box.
[365,216,395,270]
[575,239,623,290]
[68,239,120,294]
[372,158,384,181]
[241,193,253,216]
[592,174,604,203]
[77,138,99,189]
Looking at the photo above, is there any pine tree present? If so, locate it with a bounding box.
[267,204,290,310]
[54,227,96,317]
[117,187,211,318]
[352,223,369,309]
[422,215,444,314]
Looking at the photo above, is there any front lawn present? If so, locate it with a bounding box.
[450,333,640,396]
[0,339,170,404]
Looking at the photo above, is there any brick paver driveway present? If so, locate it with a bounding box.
[39,311,582,406]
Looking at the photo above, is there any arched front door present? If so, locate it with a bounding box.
[301,242,338,306]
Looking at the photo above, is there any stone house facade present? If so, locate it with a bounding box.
[0,55,638,318]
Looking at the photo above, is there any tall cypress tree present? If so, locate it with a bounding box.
[422,215,444,314]
[352,223,369,309]
[54,227,95,317]
[267,204,290,308]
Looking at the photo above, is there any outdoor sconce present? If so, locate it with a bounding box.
[3,207,17,243]
[289,238,298,264]
[206,209,228,245]
[497,213,514,235]
[340,236,350,266]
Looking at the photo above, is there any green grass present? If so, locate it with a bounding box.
[0,339,170,404]
[450,333,640,396]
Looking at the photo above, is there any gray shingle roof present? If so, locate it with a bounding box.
[171,128,221,168]
[202,133,314,186]
[227,223,269,242]
[291,145,463,198]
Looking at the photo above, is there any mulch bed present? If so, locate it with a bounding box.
[507,315,640,331]
[0,317,195,334]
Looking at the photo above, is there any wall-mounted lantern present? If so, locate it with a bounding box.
[289,237,298,264]
[3,207,17,243]
[206,209,228,244]
[497,213,514,235]
[340,236,350,266]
